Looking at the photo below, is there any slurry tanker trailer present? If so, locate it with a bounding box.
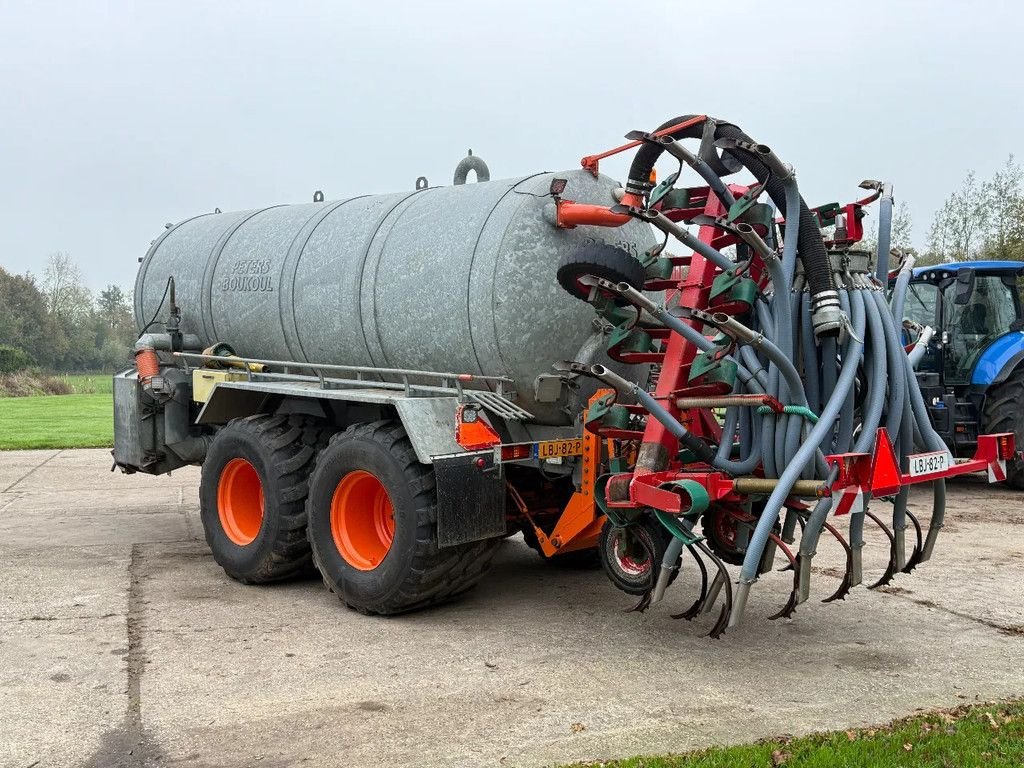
[113,114,1017,635]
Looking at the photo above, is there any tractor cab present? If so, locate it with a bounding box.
[899,261,1024,465]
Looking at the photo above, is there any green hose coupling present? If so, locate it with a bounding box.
[756,404,819,423]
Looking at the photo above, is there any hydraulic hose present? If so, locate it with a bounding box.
[800,293,821,415]
[889,255,916,327]
[658,139,737,210]
[907,326,935,368]
[833,286,856,453]
[870,288,907,437]
[854,290,887,453]
[589,365,716,464]
[874,185,894,283]
[891,394,914,570]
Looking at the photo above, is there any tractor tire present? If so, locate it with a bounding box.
[521,526,602,569]
[200,414,332,584]
[983,366,1024,489]
[306,420,501,615]
[556,243,647,305]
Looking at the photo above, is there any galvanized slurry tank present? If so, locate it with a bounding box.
[135,170,655,424]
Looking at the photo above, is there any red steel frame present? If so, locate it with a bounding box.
[633,188,736,475]
[548,133,1019,514]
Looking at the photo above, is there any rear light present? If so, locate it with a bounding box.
[500,444,532,462]
[996,433,1016,461]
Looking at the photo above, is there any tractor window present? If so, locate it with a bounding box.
[941,274,1019,384]
[903,281,938,328]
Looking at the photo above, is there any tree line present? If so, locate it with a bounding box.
[0,252,135,373]
[920,155,1024,265]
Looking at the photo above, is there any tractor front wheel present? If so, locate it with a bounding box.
[983,366,1024,489]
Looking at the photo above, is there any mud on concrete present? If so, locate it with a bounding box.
[1,448,1022,767]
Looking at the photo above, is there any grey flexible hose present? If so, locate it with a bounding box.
[854,289,887,453]
[889,256,916,329]
[834,286,857,452]
[800,292,820,414]
[906,326,935,368]
[730,288,866,626]
[875,189,894,283]
[869,288,907,438]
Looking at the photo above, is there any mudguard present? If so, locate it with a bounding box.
[971,331,1024,387]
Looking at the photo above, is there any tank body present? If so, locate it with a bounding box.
[135,170,655,424]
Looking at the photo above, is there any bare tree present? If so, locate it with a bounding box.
[42,251,92,320]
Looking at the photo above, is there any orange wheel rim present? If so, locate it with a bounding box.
[330,470,395,571]
[217,458,264,546]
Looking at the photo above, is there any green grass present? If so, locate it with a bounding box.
[54,373,114,395]
[0,392,113,449]
[563,700,1024,768]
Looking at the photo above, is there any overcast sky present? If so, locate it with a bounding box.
[2,0,1022,291]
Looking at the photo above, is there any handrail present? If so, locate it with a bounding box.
[173,352,515,386]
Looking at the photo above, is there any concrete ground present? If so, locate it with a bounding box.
[1,449,1022,768]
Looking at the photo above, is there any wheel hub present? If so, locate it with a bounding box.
[217,458,265,546]
[330,470,395,571]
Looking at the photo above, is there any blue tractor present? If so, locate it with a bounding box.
[898,260,1024,488]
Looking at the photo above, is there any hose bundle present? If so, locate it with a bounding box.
[572,113,952,630]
